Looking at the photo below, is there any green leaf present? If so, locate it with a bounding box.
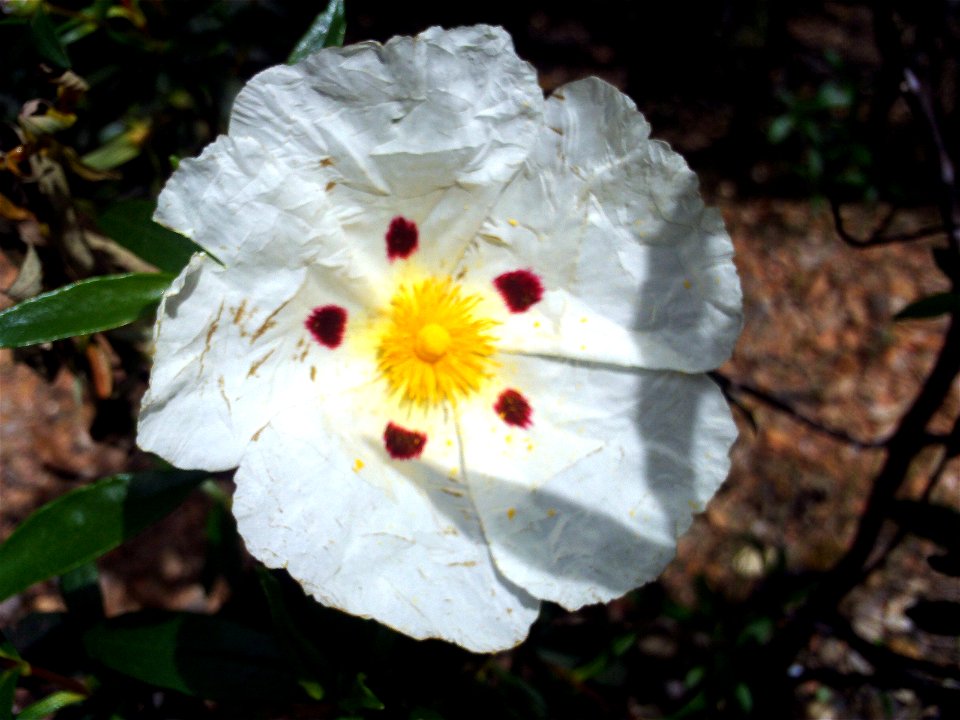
[816,81,852,110]
[83,612,298,700]
[29,7,70,68]
[256,568,328,696]
[98,200,202,274]
[767,115,794,144]
[15,691,86,720]
[0,273,172,348]
[0,470,207,602]
[59,563,103,620]
[895,292,960,320]
[0,642,20,720]
[80,136,141,171]
[339,673,384,713]
[288,0,346,63]
[57,19,98,46]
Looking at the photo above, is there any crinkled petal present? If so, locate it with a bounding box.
[138,252,372,471]
[462,358,736,609]
[462,77,742,372]
[233,405,539,652]
[155,135,343,268]
[230,25,541,196]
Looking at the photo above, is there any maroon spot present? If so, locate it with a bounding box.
[384,422,427,459]
[386,216,419,261]
[494,389,533,429]
[493,269,544,313]
[305,305,347,348]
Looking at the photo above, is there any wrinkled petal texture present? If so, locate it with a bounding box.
[469,78,742,372]
[139,25,742,652]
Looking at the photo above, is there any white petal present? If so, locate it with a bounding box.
[138,252,372,471]
[462,77,742,372]
[462,357,737,609]
[155,135,342,267]
[230,26,542,196]
[233,406,539,653]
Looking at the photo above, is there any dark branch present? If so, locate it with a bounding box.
[829,199,946,248]
[711,372,886,449]
[862,412,960,579]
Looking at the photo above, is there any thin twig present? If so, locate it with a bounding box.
[711,372,886,449]
[829,199,945,248]
[901,67,960,258]
[0,656,90,696]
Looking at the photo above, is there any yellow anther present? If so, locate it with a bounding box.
[414,323,451,363]
[376,276,498,408]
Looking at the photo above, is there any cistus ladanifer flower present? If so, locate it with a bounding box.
[138,25,743,652]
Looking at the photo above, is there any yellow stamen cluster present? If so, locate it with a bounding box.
[377,277,497,408]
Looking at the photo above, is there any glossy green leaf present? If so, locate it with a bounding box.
[84,612,298,699]
[98,200,202,274]
[0,470,207,601]
[16,691,86,720]
[29,7,70,68]
[288,0,345,63]
[0,273,172,348]
[895,292,960,320]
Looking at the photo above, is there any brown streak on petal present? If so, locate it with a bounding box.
[199,301,224,374]
[325,181,336,192]
[441,487,464,497]
[233,299,247,325]
[310,366,316,381]
[247,348,275,378]
[319,157,334,167]
[218,375,231,412]
[250,300,290,343]
[251,424,267,442]
[549,126,564,135]
[447,561,477,567]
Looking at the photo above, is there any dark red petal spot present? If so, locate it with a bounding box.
[494,389,533,429]
[306,305,347,348]
[386,216,419,261]
[384,422,427,459]
[493,269,544,313]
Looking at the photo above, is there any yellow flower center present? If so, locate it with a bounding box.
[414,323,451,363]
[377,277,497,408]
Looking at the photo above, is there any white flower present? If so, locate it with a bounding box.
[138,25,742,652]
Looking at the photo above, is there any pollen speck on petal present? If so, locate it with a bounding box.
[384,422,427,459]
[306,305,347,348]
[493,269,543,313]
[386,216,419,261]
[494,389,533,428]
